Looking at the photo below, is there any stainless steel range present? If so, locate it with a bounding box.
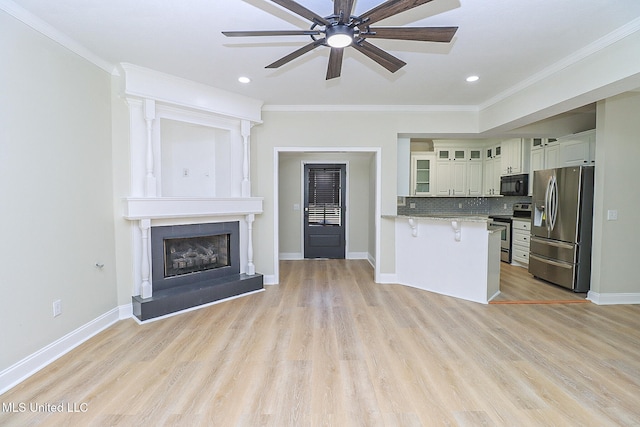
[489,203,532,263]
[488,215,512,263]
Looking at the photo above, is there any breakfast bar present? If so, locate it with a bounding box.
[388,215,501,304]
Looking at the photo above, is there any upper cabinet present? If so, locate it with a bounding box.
[437,148,466,161]
[435,147,467,196]
[483,144,501,196]
[558,130,596,167]
[410,153,436,196]
[501,138,529,175]
[530,137,560,172]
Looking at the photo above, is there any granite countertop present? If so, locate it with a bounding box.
[383,214,490,223]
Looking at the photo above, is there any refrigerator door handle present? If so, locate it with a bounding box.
[529,253,573,269]
[544,176,552,232]
[550,176,558,231]
[530,236,574,250]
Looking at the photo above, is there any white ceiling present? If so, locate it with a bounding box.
[6,0,640,108]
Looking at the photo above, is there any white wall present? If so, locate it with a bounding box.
[278,152,372,259]
[160,119,231,197]
[591,92,640,297]
[0,11,117,369]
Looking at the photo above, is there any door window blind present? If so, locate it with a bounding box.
[307,167,342,226]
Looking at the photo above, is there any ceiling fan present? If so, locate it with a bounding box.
[222,0,458,80]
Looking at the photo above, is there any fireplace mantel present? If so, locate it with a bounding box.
[124,197,263,220]
[117,64,265,311]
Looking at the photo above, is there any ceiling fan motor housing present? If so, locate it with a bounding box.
[325,23,355,47]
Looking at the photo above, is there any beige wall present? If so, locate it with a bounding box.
[278,152,373,259]
[0,12,117,369]
[591,92,640,294]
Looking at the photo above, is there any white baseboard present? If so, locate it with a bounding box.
[377,273,398,284]
[263,274,278,285]
[118,303,133,319]
[0,307,121,395]
[279,252,303,260]
[347,252,369,260]
[587,291,640,305]
[367,253,375,268]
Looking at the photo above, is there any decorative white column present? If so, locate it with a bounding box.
[245,214,256,275]
[144,99,157,197]
[140,219,153,298]
[241,120,251,197]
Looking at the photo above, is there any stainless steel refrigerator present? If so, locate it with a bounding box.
[529,166,595,292]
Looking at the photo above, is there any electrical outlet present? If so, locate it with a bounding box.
[458,203,463,209]
[409,203,416,209]
[182,168,190,177]
[53,299,62,317]
[607,210,618,221]
[504,203,507,209]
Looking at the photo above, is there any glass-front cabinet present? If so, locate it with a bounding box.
[410,153,435,196]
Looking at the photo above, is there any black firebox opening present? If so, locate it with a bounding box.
[164,234,230,278]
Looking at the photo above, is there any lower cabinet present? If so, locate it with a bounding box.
[512,219,531,266]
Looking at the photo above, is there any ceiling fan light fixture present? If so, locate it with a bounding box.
[325,24,353,48]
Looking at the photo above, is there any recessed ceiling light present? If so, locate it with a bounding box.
[466,75,479,82]
[238,76,251,84]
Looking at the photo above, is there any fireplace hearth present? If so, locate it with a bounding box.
[132,221,263,321]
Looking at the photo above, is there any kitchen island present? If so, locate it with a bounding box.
[386,215,501,304]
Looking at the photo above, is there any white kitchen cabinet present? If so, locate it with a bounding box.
[545,141,561,169]
[434,146,467,196]
[512,218,531,266]
[436,160,466,196]
[437,148,466,161]
[529,137,560,194]
[501,138,529,175]
[467,162,483,196]
[530,138,560,171]
[410,153,435,196]
[559,130,596,167]
[483,145,501,195]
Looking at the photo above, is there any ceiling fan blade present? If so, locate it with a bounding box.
[352,40,406,73]
[326,48,344,80]
[222,30,322,37]
[334,0,356,22]
[360,0,435,26]
[270,0,330,26]
[266,39,325,69]
[361,26,458,42]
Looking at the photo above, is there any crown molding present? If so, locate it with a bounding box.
[261,104,479,113]
[0,0,115,74]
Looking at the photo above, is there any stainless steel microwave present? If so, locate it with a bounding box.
[500,173,528,196]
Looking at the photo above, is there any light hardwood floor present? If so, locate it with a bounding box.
[2,260,640,426]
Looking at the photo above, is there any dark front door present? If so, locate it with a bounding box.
[304,164,346,259]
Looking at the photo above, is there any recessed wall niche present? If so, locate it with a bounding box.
[160,119,232,197]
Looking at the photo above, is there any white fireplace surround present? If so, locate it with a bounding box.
[119,63,264,299]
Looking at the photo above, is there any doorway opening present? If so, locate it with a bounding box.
[273,147,382,285]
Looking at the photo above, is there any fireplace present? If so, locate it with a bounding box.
[132,221,263,321]
[151,222,240,292]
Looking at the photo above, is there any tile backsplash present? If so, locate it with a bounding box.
[397,196,531,216]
